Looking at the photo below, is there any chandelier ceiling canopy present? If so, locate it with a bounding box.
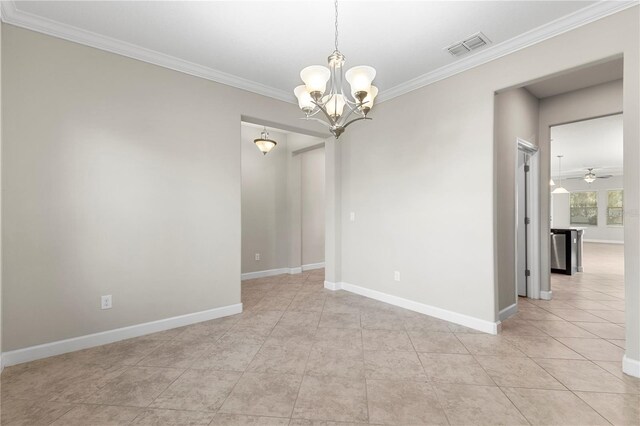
[294,0,377,139]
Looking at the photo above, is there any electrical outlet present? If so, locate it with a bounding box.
[255,253,261,261]
[394,271,400,282]
[101,295,112,310]
[350,212,355,222]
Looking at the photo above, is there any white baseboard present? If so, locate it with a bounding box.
[241,263,324,280]
[1,303,243,367]
[499,303,518,321]
[324,281,341,291]
[302,262,325,272]
[241,267,290,280]
[623,355,640,378]
[583,239,624,245]
[540,290,553,300]
[325,281,499,335]
[241,267,304,280]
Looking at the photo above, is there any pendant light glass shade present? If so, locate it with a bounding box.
[254,128,277,155]
[551,155,568,194]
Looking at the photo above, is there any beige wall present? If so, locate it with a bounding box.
[1,25,325,351]
[341,77,498,322]
[340,6,639,367]
[241,126,289,273]
[0,21,3,361]
[494,88,539,312]
[301,147,325,265]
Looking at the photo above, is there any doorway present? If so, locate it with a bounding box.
[496,56,636,379]
[239,121,326,288]
[516,138,541,300]
[548,113,624,315]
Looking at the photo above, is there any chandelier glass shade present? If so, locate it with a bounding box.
[254,127,277,155]
[294,1,377,139]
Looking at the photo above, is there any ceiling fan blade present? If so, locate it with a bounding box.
[564,176,585,180]
[598,175,614,179]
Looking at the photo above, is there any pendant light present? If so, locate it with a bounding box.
[254,127,277,155]
[551,155,569,194]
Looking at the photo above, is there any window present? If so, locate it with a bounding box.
[570,191,598,225]
[607,189,624,226]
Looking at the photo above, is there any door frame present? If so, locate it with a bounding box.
[516,138,541,299]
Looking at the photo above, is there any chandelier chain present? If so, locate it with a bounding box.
[334,0,339,52]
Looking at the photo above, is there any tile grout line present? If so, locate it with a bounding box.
[208,302,284,419]
[289,278,328,423]
[413,341,453,426]
[360,310,371,424]
[137,317,242,421]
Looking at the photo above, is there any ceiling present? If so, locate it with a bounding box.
[5,1,633,103]
[525,57,623,98]
[550,114,623,178]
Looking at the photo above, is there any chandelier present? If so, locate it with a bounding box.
[294,0,378,139]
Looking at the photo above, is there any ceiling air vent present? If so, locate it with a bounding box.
[445,32,491,57]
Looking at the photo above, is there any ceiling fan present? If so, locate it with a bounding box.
[565,168,613,183]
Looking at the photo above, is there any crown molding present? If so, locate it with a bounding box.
[376,1,639,103]
[0,0,296,104]
[1,1,637,105]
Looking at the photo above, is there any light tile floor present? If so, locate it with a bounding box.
[1,243,639,425]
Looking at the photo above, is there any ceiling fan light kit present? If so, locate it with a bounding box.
[294,0,377,139]
[562,167,614,182]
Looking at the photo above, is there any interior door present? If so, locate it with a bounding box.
[516,151,528,297]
